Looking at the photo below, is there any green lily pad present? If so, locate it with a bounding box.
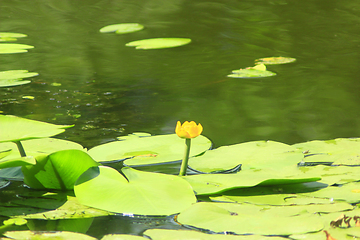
[0,138,85,164]
[0,70,38,87]
[0,32,27,39]
[0,194,113,219]
[3,230,97,240]
[302,181,360,204]
[102,234,147,240]
[0,43,34,54]
[227,64,276,78]
[210,182,328,205]
[88,133,211,166]
[144,229,287,239]
[189,140,303,173]
[0,155,36,169]
[0,115,73,143]
[293,138,360,166]
[184,166,321,195]
[255,56,296,65]
[177,202,324,235]
[74,166,197,216]
[100,23,144,34]
[125,38,191,49]
[22,149,100,190]
[3,218,27,226]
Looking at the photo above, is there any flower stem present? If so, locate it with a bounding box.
[15,141,26,157]
[179,138,191,176]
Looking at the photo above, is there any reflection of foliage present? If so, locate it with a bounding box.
[330,214,360,228]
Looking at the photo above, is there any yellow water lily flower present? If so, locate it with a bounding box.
[175,121,203,139]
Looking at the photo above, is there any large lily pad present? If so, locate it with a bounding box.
[102,235,147,240]
[125,38,191,49]
[301,181,360,204]
[183,165,321,195]
[144,229,287,239]
[177,202,324,235]
[293,138,360,166]
[88,133,211,166]
[0,70,38,87]
[74,166,197,216]
[22,149,100,190]
[210,182,328,205]
[0,43,34,54]
[0,115,73,143]
[100,23,144,34]
[189,140,303,173]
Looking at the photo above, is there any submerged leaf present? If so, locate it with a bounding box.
[126,38,191,49]
[100,23,144,34]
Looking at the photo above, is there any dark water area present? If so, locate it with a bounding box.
[1,0,360,237]
[2,0,360,149]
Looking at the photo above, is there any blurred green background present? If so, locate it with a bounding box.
[1,0,360,149]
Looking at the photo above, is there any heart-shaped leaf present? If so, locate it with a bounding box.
[74,166,196,216]
[22,150,99,190]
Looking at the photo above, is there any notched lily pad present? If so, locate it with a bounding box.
[227,64,276,78]
[255,56,296,65]
[100,23,144,34]
[126,38,191,49]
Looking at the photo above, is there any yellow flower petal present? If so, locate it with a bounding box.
[175,121,203,139]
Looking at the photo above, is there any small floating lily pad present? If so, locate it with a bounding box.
[227,64,276,78]
[0,43,34,54]
[125,38,191,49]
[100,23,144,34]
[0,70,38,87]
[0,32,27,42]
[255,56,296,65]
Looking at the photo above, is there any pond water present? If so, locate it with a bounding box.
[1,0,360,238]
